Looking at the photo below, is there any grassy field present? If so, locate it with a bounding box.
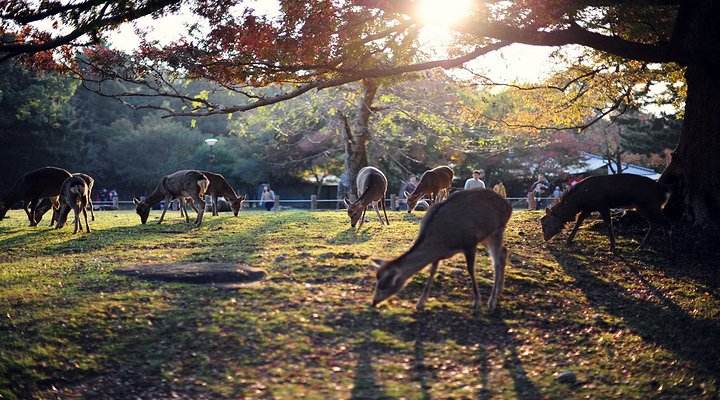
[0,208,718,399]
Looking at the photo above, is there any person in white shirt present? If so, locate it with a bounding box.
[464,169,486,190]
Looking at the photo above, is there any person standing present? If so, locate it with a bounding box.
[464,169,486,190]
[530,174,550,209]
[260,185,275,211]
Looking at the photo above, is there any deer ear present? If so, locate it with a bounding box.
[133,197,140,205]
[343,198,351,208]
[404,191,410,198]
[371,258,385,269]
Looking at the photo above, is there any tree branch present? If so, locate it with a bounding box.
[462,21,682,64]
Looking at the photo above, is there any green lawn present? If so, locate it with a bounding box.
[0,209,718,399]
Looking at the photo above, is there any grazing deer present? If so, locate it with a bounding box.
[35,173,96,225]
[200,171,246,216]
[55,176,91,234]
[406,166,454,213]
[540,174,670,254]
[344,166,389,229]
[372,189,512,312]
[0,166,71,226]
[134,170,209,226]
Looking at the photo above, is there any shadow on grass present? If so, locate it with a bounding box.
[328,227,371,245]
[334,308,541,400]
[550,248,720,377]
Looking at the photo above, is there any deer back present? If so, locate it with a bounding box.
[72,173,95,195]
[162,170,210,199]
[415,189,511,252]
[56,176,89,227]
[356,166,388,205]
[3,167,71,204]
[201,171,238,199]
[410,166,454,197]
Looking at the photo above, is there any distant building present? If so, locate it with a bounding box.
[567,152,661,180]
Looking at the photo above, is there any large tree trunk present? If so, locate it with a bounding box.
[660,1,720,252]
[340,79,379,200]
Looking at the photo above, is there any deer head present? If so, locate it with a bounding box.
[134,197,151,224]
[344,197,365,228]
[539,208,564,241]
[405,190,424,213]
[231,195,246,217]
[371,258,413,307]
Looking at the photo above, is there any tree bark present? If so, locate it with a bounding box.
[340,79,379,200]
[660,1,720,251]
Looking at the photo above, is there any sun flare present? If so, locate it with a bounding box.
[416,0,474,28]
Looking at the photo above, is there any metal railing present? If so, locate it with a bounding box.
[97,195,556,211]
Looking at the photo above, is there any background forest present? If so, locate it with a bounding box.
[0,60,680,200]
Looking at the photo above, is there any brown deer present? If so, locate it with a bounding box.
[372,189,512,312]
[344,166,389,229]
[540,174,670,254]
[181,171,245,217]
[35,173,96,225]
[406,166,454,213]
[55,176,91,234]
[134,170,210,226]
[0,166,71,226]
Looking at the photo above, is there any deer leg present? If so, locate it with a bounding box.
[194,196,206,226]
[381,197,390,225]
[416,261,440,311]
[88,197,95,221]
[158,196,172,224]
[28,199,39,226]
[82,200,90,233]
[566,211,589,245]
[638,207,670,251]
[22,203,33,223]
[357,207,367,231]
[373,202,384,224]
[181,198,191,223]
[599,208,616,254]
[73,207,80,234]
[485,231,507,312]
[463,247,480,312]
[212,194,218,216]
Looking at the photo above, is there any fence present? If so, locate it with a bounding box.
[97,195,555,211]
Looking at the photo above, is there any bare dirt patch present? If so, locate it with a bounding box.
[115,262,267,288]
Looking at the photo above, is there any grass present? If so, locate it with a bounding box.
[0,208,718,399]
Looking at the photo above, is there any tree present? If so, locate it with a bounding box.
[6,1,720,247]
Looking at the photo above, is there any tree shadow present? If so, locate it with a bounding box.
[328,307,541,400]
[550,248,720,376]
[327,228,371,245]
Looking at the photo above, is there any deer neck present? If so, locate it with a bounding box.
[143,185,167,207]
[552,195,580,223]
[394,244,440,276]
[217,181,239,201]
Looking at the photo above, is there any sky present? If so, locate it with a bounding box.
[107,0,562,84]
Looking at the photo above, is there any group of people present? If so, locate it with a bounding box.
[95,188,118,203]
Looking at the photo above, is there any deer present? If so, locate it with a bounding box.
[372,189,512,312]
[540,174,671,254]
[0,166,71,226]
[179,171,245,217]
[54,175,91,234]
[34,173,96,226]
[344,166,389,229]
[405,166,454,213]
[134,170,210,226]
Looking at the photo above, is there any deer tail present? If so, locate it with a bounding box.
[197,178,209,196]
